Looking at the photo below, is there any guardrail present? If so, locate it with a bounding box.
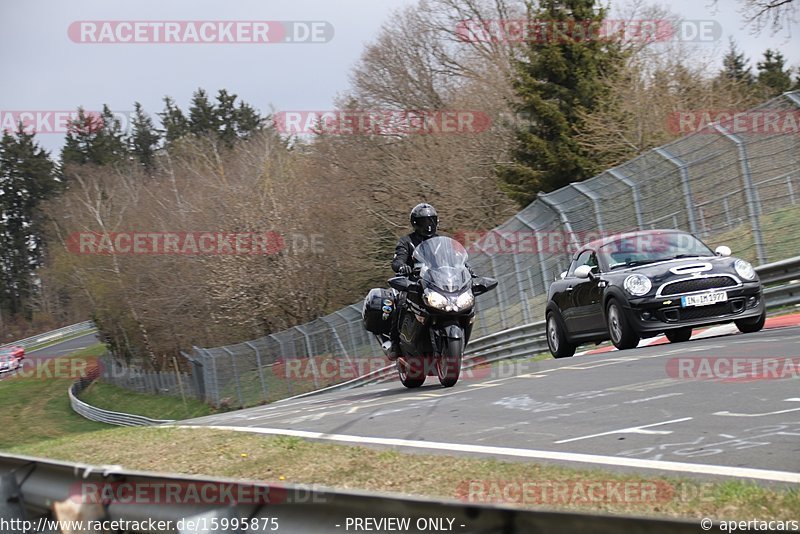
[69,375,174,426]
[0,452,702,533]
[0,320,96,352]
[280,255,800,397]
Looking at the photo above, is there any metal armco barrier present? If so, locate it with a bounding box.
[0,320,96,351]
[0,452,702,533]
[69,378,174,427]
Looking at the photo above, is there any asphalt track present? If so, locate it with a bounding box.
[181,316,800,484]
[0,331,100,380]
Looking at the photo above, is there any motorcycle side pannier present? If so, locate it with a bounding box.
[362,288,395,335]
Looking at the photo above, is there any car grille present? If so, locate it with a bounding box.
[661,276,737,296]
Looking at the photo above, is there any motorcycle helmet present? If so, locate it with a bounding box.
[410,203,438,238]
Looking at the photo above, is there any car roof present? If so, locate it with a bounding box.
[576,229,693,257]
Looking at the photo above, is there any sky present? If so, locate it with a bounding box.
[1,0,797,156]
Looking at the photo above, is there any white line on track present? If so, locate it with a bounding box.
[554,417,693,444]
[170,424,800,483]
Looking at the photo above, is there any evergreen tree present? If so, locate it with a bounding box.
[61,105,128,168]
[216,89,239,147]
[720,38,754,85]
[159,96,190,145]
[496,0,625,206]
[0,126,56,317]
[129,102,161,172]
[756,49,792,96]
[188,88,219,137]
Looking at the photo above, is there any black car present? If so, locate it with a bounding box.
[545,230,765,358]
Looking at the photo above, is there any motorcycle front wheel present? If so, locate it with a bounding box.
[436,337,463,388]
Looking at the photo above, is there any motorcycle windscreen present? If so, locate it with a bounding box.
[412,236,471,292]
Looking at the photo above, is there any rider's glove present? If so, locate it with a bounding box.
[398,264,413,276]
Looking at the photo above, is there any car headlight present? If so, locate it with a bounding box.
[734,259,756,280]
[455,291,474,310]
[423,290,448,310]
[623,274,652,296]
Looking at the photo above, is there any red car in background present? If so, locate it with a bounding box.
[0,345,25,374]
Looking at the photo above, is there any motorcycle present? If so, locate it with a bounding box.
[363,236,498,388]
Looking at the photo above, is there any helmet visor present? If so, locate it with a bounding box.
[414,216,437,236]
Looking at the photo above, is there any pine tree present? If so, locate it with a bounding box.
[129,102,161,171]
[756,49,792,97]
[188,88,219,137]
[720,38,754,85]
[496,0,625,206]
[159,96,190,145]
[0,126,56,317]
[60,105,128,168]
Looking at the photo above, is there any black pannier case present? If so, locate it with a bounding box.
[362,288,395,335]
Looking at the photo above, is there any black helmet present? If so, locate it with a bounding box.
[410,203,438,238]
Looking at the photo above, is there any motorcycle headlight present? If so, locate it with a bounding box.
[423,290,448,310]
[734,259,756,280]
[455,291,474,310]
[623,274,652,296]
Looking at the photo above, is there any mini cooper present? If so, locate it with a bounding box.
[545,230,765,358]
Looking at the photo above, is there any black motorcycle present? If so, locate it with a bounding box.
[363,236,497,388]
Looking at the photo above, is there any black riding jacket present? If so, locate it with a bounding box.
[391,232,435,273]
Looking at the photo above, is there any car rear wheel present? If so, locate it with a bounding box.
[546,312,576,359]
[665,327,692,343]
[735,309,766,333]
[606,299,640,350]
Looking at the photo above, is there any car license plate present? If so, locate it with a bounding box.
[681,291,728,307]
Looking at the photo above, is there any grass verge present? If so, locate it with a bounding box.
[0,344,109,449]
[79,380,213,420]
[9,426,799,521]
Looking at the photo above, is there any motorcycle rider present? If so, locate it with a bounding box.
[387,203,439,360]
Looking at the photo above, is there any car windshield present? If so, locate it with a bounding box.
[599,232,714,270]
[412,236,471,292]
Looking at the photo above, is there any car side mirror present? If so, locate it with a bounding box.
[574,265,592,279]
[558,271,567,280]
[388,276,421,293]
[715,245,731,257]
[472,276,498,296]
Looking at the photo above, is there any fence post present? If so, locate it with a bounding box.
[269,334,292,396]
[607,168,644,229]
[713,124,767,264]
[295,325,320,389]
[244,341,268,403]
[515,213,551,290]
[570,182,604,232]
[654,147,697,234]
[537,193,581,252]
[221,347,245,407]
[182,351,205,401]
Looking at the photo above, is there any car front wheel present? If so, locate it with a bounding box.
[606,299,640,350]
[665,327,692,343]
[546,312,576,359]
[735,309,766,333]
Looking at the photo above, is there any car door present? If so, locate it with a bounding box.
[569,250,605,334]
[562,251,593,333]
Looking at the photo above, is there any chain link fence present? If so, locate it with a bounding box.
[182,91,800,407]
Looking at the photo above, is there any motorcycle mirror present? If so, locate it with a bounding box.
[472,276,498,296]
[388,276,421,293]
